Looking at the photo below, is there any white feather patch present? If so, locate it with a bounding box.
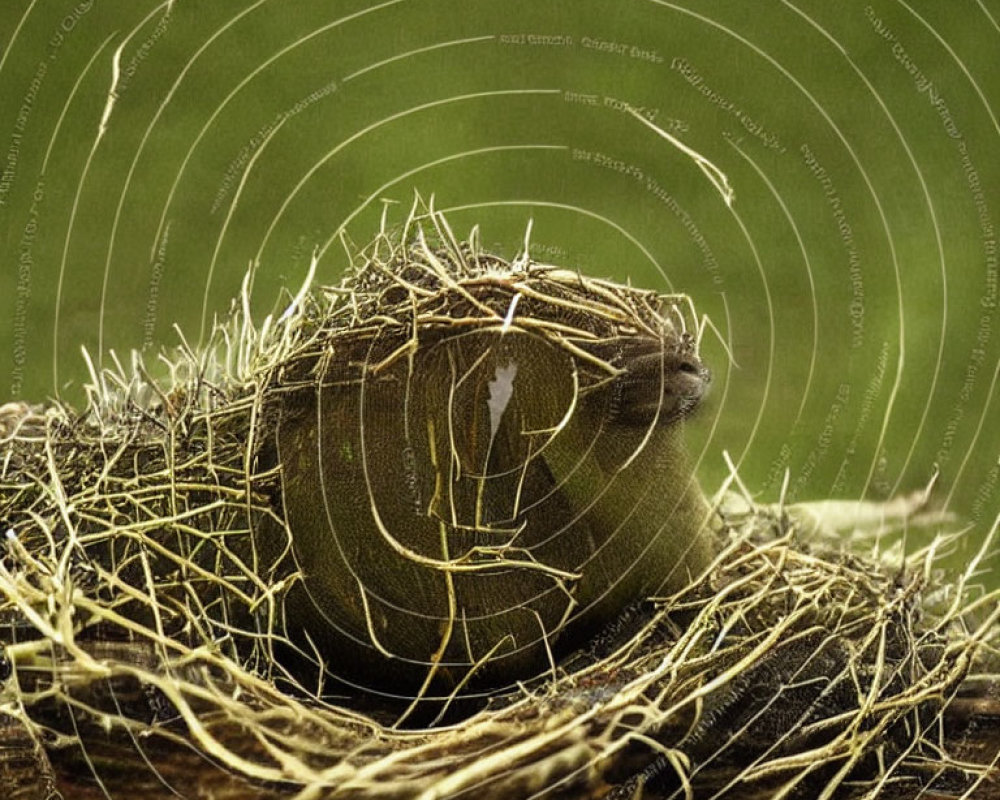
[487,362,518,442]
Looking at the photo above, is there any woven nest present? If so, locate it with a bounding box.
[1,206,998,799]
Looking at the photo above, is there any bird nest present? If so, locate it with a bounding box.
[1,206,998,799]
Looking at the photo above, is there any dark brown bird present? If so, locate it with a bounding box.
[270,248,717,703]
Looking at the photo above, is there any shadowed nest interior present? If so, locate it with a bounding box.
[0,206,998,799]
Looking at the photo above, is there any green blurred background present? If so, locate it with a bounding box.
[1,1,998,581]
